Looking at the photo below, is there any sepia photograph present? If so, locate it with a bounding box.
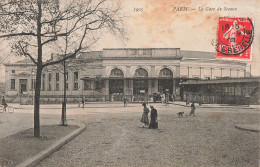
[0,0,259,166]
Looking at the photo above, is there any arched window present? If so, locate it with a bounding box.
[159,68,173,77]
[134,68,148,77]
[110,68,124,77]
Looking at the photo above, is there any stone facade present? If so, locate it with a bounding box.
[4,48,247,103]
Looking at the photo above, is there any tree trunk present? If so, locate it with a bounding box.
[62,60,67,125]
[34,65,42,137]
[34,0,42,138]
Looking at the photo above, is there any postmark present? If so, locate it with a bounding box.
[215,17,254,60]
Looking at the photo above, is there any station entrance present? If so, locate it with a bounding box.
[109,68,124,101]
[133,68,149,101]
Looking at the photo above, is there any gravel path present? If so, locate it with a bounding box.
[36,104,259,167]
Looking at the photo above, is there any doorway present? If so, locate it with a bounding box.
[19,79,27,94]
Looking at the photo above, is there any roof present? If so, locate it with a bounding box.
[181,77,260,85]
[181,50,216,59]
[5,49,247,66]
[77,51,103,59]
[180,50,247,66]
[15,58,34,64]
[103,48,181,50]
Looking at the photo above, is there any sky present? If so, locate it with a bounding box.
[92,0,260,75]
[0,0,259,78]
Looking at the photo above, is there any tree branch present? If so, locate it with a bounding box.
[42,25,89,68]
[0,32,37,38]
[18,42,38,65]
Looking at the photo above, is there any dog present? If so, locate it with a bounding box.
[177,112,184,117]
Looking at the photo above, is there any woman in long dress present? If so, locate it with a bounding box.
[190,102,196,116]
[140,103,149,127]
[149,106,158,129]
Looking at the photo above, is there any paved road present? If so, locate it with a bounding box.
[28,103,260,167]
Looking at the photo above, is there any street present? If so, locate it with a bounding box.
[1,103,259,167]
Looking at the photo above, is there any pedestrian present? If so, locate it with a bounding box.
[78,97,81,108]
[172,94,175,102]
[140,102,149,127]
[190,102,196,116]
[1,96,8,111]
[149,105,158,129]
[82,96,85,109]
[161,94,165,104]
[123,96,127,107]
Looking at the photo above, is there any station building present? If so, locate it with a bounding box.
[182,77,260,105]
[4,48,249,104]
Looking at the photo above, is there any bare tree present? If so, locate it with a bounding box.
[51,17,100,126]
[0,0,126,137]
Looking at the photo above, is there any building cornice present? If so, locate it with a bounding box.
[103,48,181,50]
[102,57,182,60]
[4,63,36,67]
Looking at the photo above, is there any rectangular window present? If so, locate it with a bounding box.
[84,80,91,90]
[74,83,78,90]
[74,72,78,90]
[56,73,59,90]
[48,73,52,91]
[65,72,68,90]
[223,86,234,95]
[12,70,15,74]
[235,86,241,95]
[95,80,102,90]
[42,74,45,91]
[11,79,15,90]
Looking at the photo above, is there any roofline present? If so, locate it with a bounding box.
[103,48,181,50]
[181,58,247,65]
[181,50,215,54]
[4,63,36,67]
[102,57,182,60]
[181,77,260,85]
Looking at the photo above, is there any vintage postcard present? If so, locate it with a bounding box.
[0,0,259,166]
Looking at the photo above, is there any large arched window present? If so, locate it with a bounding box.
[110,68,124,77]
[134,68,148,77]
[159,68,173,77]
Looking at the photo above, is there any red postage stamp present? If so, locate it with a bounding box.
[216,17,254,60]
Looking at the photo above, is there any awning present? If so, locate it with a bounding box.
[181,77,260,85]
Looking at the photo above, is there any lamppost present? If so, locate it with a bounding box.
[78,87,80,108]
[31,69,35,105]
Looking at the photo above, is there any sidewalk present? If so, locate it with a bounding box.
[6,102,260,112]
[9,102,139,110]
[0,106,86,167]
[171,101,260,109]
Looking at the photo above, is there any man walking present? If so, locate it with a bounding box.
[1,96,8,111]
[123,97,127,107]
[82,96,85,109]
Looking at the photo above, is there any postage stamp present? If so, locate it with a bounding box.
[216,17,254,60]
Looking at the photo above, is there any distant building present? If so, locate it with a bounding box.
[182,77,260,105]
[4,48,248,103]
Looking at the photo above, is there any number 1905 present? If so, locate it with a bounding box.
[134,8,143,12]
